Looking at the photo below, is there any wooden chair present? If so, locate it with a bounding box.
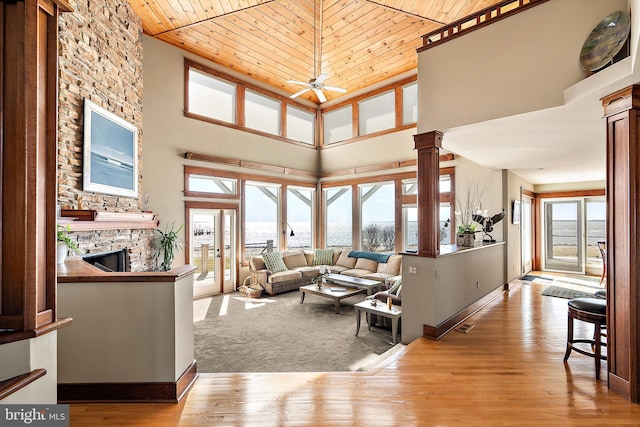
[563,297,607,379]
[597,241,607,286]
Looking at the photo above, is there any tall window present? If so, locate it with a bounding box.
[188,174,237,195]
[358,90,395,135]
[188,69,236,123]
[245,90,280,135]
[244,182,280,257]
[325,187,352,249]
[286,106,315,144]
[360,182,395,252]
[323,105,353,144]
[402,82,418,125]
[287,187,314,250]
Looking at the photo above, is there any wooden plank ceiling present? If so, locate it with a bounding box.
[128,0,506,104]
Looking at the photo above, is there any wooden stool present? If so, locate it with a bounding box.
[563,297,607,379]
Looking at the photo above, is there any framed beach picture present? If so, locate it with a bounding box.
[83,99,138,197]
[512,200,521,225]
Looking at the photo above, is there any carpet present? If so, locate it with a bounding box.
[540,274,603,300]
[194,290,398,373]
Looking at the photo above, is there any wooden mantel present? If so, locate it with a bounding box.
[60,209,159,231]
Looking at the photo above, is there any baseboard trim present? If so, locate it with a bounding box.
[58,360,198,403]
[423,285,507,340]
[608,372,636,402]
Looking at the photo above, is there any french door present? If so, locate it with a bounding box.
[542,199,583,273]
[188,206,237,298]
[521,196,533,274]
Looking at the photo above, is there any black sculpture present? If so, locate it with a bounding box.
[472,208,505,243]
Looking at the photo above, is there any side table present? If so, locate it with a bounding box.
[354,300,402,344]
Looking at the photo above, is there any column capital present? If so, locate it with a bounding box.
[414,131,443,150]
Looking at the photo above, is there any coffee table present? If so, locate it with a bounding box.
[299,284,365,314]
[354,300,402,344]
[323,273,383,296]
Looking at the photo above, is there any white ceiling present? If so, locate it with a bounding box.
[443,95,607,185]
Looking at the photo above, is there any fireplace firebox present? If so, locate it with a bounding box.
[83,249,130,272]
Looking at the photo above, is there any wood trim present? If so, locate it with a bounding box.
[394,180,403,253]
[321,171,417,188]
[352,184,360,250]
[423,285,506,340]
[57,261,196,283]
[58,360,198,403]
[66,220,159,232]
[0,369,47,400]
[0,317,72,345]
[522,188,535,198]
[395,87,403,128]
[236,86,245,127]
[418,0,550,52]
[184,191,241,200]
[184,153,318,181]
[320,160,417,179]
[535,189,605,199]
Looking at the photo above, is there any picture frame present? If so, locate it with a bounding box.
[512,200,521,225]
[83,99,138,198]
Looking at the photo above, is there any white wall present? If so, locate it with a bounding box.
[418,0,628,132]
[0,334,58,404]
[320,128,416,173]
[58,276,194,383]
[447,156,504,243]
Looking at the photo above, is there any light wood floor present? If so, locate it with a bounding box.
[69,278,640,426]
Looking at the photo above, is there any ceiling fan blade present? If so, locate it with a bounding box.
[290,88,311,99]
[313,88,327,103]
[315,74,328,84]
[287,80,309,86]
[323,85,347,93]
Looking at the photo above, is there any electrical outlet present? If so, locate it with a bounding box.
[476,281,480,288]
[435,268,441,279]
[408,265,417,275]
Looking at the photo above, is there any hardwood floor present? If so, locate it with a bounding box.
[68,279,640,426]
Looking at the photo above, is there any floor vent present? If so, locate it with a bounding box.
[455,323,475,333]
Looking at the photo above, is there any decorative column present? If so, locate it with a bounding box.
[602,85,640,403]
[413,131,443,257]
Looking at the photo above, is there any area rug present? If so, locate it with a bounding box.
[541,274,603,300]
[194,290,398,373]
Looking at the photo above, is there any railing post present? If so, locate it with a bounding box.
[200,244,210,276]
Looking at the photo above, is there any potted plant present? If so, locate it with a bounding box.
[153,222,184,271]
[455,181,486,247]
[57,224,80,264]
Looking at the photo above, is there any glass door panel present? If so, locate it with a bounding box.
[543,200,583,273]
[191,209,219,297]
[223,211,236,293]
[585,199,606,276]
[522,197,533,274]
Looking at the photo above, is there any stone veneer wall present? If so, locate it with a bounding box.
[58,0,153,270]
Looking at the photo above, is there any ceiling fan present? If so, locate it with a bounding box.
[287,74,346,103]
[287,0,346,103]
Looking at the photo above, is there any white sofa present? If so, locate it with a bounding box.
[248,249,402,296]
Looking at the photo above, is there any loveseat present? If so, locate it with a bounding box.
[248,249,402,296]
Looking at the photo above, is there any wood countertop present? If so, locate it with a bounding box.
[57,259,196,283]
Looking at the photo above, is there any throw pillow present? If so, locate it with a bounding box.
[313,249,334,266]
[262,252,288,273]
[387,277,402,295]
